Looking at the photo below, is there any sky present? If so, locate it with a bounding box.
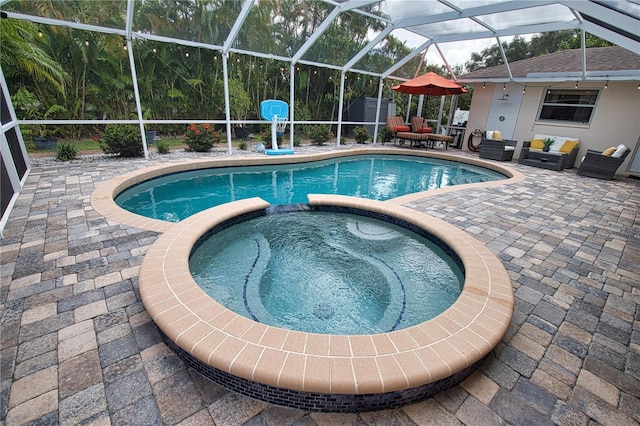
[393,28,512,73]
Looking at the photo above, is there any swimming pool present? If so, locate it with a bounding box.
[115,154,505,222]
[93,148,518,411]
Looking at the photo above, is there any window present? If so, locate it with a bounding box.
[537,89,599,124]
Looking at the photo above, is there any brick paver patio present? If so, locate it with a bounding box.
[1,145,638,425]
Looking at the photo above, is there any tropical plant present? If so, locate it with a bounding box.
[308,125,331,146]
[0,19,68,93]
[378,126,392,143]
[543,137,555,151]
[11,87,66,137]
[184,123,218,152]
[55,142,78,161]
[238,141,248,150]
[156,139,170,154]
[260,127,282,147]
[353,126,369,143]
[100,124,144,157]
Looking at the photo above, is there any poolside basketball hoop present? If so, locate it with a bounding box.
[275,117,287,137]
[260,99,293,155]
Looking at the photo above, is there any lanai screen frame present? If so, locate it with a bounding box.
[0,0,638,159]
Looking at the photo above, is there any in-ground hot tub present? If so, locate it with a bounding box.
[138,195,513,412]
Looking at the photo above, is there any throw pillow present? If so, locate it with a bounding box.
[493,131,503,141]
[530,139,544,149]
[395,125,410,132]
[612,144,628,158]
[559,140,579,154]
[486,131,494,140]
[601,147,617,156]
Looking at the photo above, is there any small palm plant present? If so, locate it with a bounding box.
[542,137,555,152]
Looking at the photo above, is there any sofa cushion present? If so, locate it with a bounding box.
[493,131,503,140]
[612,144,628,158]
[602,146,617,156]
[530,139,545,149]
[395,125,410,132]
[533,134,580,153]
[559,140,579,154]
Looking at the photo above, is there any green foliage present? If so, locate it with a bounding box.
[100,125,144,157]
[184,123,218,152]
[353,126,369,143]
[378,126,392,143]
[0,19,68,93]
[213,78,252,120]
[308,125,331,146]
[260,127,282,147]
[11,88,66,137]
[464,31,613,73]
[156,140,170,154]
[238,141,248,150]
[55,142,78,161]
[294,100,312,137]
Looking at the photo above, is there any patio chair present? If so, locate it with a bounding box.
[479,138,517,161]
[576,145,630,179]
[410,117,433,134]
[385,116,410,144]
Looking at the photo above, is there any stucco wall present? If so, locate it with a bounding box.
[466,81,640,173]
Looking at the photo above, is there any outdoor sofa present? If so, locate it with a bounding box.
[518,134,580,171]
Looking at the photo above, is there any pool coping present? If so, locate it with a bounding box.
[90,147,525,233]
[137,194,513,396]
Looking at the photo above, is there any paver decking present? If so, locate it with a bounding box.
[1,145,638,425]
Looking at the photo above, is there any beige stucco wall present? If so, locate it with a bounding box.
[466,81,640,173]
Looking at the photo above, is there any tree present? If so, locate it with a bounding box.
[0,19,67,93]
[464,36,529,73]
[529,30,613,56]
[464,31,613,72]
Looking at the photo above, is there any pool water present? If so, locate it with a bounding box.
[116,155,505,222]
[189,211,464,335]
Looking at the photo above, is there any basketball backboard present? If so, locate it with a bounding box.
[260,100,288,121]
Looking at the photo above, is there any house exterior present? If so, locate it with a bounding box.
[457,47,640,176]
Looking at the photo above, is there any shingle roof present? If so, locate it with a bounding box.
[458,46,640,81]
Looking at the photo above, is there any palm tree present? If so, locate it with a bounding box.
[0,19,67,93]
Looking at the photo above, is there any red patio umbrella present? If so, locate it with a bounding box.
[392,72,467,96]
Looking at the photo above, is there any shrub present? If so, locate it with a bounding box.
[156,140,170,154]
[353,126,369,143]
[55,142,78,161]
[378,126,392,143]
[184,123,218,152]
[260,127,282,147]
[308,125,331,146]
[100,125,144,157]
[238,141,248,150]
